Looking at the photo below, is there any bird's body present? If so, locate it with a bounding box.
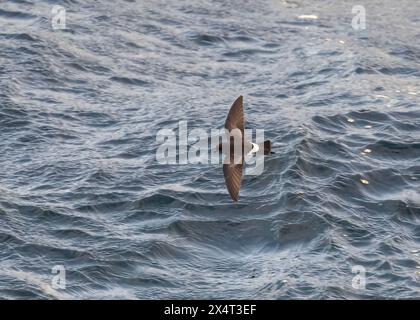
[220,96,272,202]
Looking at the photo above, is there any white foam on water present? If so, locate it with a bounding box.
[297,14,318,20]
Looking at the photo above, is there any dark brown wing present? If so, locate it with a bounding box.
[223,160,243,202]
[225,96,244,133]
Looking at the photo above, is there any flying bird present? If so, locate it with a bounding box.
[219,96,272,202]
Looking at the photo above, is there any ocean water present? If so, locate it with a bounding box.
[0,0,419,299]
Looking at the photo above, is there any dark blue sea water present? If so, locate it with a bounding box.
[0,0,419,299]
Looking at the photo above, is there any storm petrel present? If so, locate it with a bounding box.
[219,96,272,202]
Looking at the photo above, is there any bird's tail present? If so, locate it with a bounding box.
[260,140,272,155]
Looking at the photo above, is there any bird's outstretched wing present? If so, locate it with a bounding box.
[223,96,245,202]
[223,156,243,202]
[225,95,244,133]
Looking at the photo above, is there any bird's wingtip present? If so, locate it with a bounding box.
[234,95,243,103]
